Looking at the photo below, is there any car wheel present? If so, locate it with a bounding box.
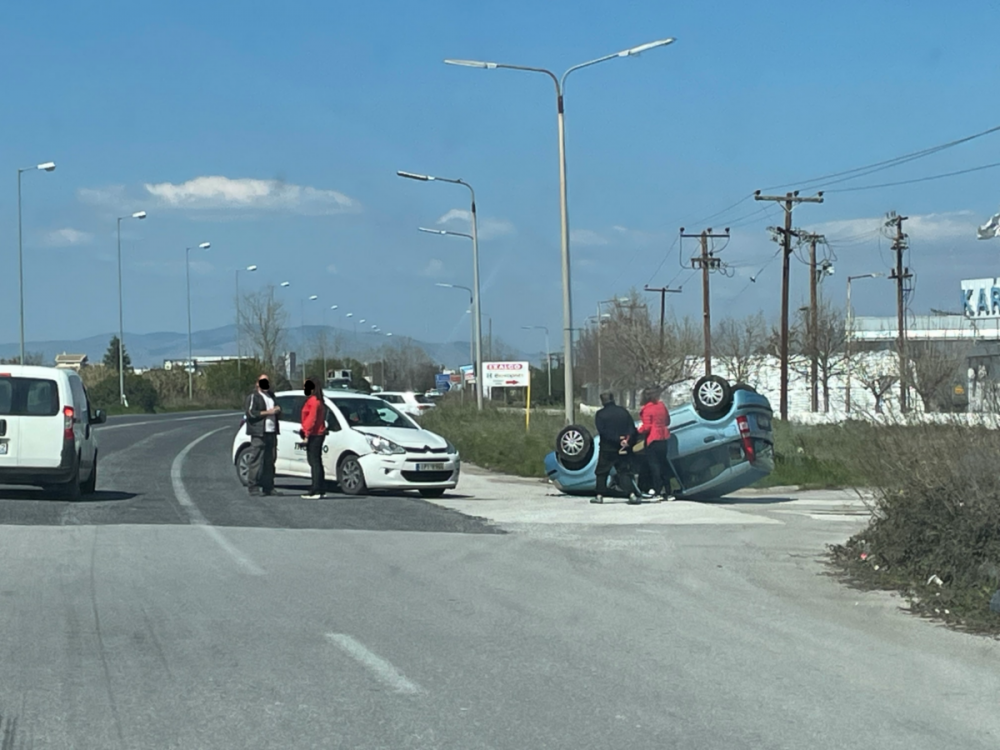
[58,458,82,501]
[556,425,594,471]
[418,488,446,499]
[337,455,368,496]
[693,375,733,419]
[235,445,252,487]
[81,452,98,495]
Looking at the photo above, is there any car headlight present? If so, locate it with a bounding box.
[446,440,458,455]
[364,433,406,455]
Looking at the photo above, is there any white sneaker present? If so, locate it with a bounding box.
[644,490,657,498]
[301,493,324,500]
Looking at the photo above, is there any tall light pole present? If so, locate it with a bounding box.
[186,241,211,400]
[235,264,257,387]
[445,36,676,424]
[845,273,884,413]
[522,325,551,398]
[323,304,338,382]
[16,161,56,365]
[399,172,484,410]
[117,210,147,406]
[436,282,475,371]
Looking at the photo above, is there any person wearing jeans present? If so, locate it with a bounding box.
[638,387,673,500]
[245,374,281,496]
[299,377,327,499]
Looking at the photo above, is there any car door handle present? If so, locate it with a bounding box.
[703,436,716,443]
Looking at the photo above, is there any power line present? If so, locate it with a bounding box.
[826,160,1000,193]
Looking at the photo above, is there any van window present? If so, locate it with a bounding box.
[0,377,60,416]
[69,376,89,422]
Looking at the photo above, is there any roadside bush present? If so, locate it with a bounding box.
[420,398,594,477]
[831,416,1000,633]
[756,420,874,489]
[88,373,159,413]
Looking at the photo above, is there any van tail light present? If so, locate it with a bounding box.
[63,406,76,442]
[418,404,431,410]
[736,415,755,463]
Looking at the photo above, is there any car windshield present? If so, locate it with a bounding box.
[331,397,415,429]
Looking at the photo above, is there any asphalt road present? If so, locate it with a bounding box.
[0,411,998,749]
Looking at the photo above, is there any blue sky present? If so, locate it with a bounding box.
[2,0,999,359]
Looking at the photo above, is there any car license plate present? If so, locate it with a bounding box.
[415,462,445,472]
[0,441,7,456]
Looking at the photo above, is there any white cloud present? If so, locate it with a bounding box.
[436,208,515,240]
[42,228,93,247]
[570,229,610,246]
[326,263,338,274]
[811,211,977,243]
[80,176,361,217]
[419,258,445,277]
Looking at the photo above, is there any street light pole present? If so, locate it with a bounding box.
[116,210,147,406]
[400,173,484,411]
[186,242,211,400]
[436,282,475,371]
[235,264,257,388]
[522,325,551,398]
[845,273,883,413]
[445,37,676,424]
[16,161,56,365]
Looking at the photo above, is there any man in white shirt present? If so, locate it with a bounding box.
[244,373,281,496]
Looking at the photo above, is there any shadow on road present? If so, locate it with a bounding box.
[0,488,139,503]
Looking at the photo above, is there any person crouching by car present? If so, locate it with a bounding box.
[299,377,327,499]
[245,374,281,496]
[638,387,674,501]
[593,390,641,505]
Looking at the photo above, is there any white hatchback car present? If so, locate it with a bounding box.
[231,390,459,497]
[376,391,436,419]
[0,365,105,499]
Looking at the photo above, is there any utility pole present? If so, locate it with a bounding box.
[681,227,730,376]
[794,231,827,412]
[643,285,682,352]
[754,190,824,421]
[886,212,911,412]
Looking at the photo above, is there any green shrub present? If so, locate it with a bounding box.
[88,373,159,413]
[755,420,873,489]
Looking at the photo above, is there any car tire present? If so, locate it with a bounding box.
[58,458,82,501]
[235,445,252,487]
[81,453,98,495]
[337,454,368,496]
[556,425,594,471]
[418,488,446,499]
[693,375,733,420]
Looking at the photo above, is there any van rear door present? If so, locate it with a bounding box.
[0,376,63,469]
[0,377,19,468]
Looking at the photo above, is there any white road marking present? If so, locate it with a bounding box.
[99,412,238,431]
[325,633,422,695]
[170,427,265,576]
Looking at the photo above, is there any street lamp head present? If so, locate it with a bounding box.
[308,295,318,301]
[619,37,676,57]
[330,304,338,310]
[198,242,211,250]
[443,58,496,69]
[371,324,378,329]
[246,265,258,272]
[397,170,433,181]
[386,333,393,337]
[435,282,454,288]
[419,227,447,235]
[360,319,366,324]
[132,211,147,220]
[280,281,291,287]
[37,162,56,172]
[346,313,353,318]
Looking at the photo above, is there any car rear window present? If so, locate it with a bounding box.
[415,395,432,404]
[0,377,60,416]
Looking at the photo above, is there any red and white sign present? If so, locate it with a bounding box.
[482,361,530,388]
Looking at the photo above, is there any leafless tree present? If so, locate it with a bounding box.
[378,339,439,392]
[240,285,287,372]
[906,341,968,412]
[853,352,898,414]
[791,300,848,412]
[713,312,768,385]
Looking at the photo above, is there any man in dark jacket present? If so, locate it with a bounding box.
[592,390,640,505]
[245,373,281,496]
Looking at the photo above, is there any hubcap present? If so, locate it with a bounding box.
[238,452,251,482]
[560,430,585,457]
[699,380,725,407]
[342,460,362,489]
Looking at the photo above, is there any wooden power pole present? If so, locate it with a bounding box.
[795,231,827,412]
[886,212,911,412]
[681,227,730,376]
[754,190,824,421]
[643,285,682,352]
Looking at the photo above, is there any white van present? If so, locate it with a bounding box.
[0,365,105,498]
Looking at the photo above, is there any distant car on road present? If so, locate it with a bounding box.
[544,376,774,501]
[232,391,459,497]
[0,365,106,499]
[376,391,436,419]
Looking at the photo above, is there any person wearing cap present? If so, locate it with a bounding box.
[245,373,281,496]
[298,376,327,499]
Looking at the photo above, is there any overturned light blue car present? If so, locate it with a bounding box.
[544,377,775,501]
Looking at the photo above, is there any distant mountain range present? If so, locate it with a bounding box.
[0,325,535,370]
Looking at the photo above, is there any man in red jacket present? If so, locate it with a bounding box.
[299,377,327,499]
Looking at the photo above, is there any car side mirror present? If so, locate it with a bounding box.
[92,409,107,425]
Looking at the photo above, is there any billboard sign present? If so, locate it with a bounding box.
[482,361,530,388]
[962,278,1000,319]
[434,373,451,392]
